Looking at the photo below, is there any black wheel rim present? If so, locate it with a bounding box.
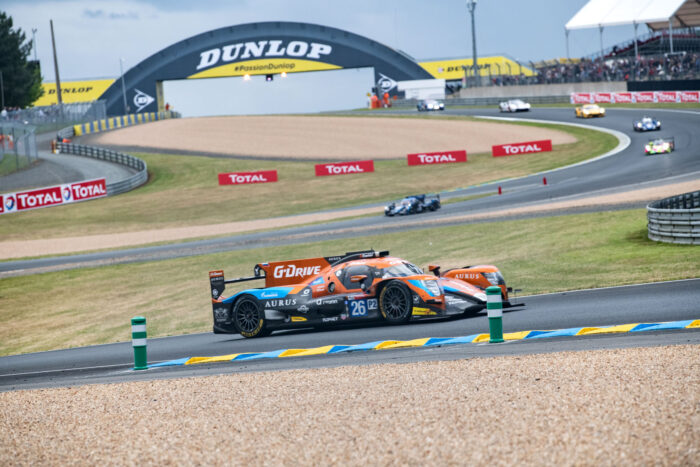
[384,286,408,319]
[236,300,261,333]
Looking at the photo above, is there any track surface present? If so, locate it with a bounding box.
[1,279,699,391]
[2,107,699,276]
[1,108,698,390]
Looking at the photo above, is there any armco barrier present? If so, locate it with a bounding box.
[55,142,148,196]
[647,190,700,245]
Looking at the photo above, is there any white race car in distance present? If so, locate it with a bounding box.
[417,99,445,111]
[499,99,531,112]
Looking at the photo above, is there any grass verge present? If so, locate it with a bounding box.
[1,208,698,356]
[0,118,616,242]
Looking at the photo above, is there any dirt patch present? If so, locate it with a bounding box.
[0,180,697,260]
[1,345,697,465]
[80,115,576,159]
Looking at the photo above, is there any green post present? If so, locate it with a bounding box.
[131,316,148,370]
[486,286,504,343]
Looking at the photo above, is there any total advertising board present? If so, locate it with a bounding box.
[407,150,467,166]
[1,178,107,215]
[315,160,374,176]
[571,91,699,104]
[218,170,278,185]
[492,140,552,157]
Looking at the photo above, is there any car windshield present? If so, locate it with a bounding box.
[642,117,652,122]
[511,99,524,105]
[400,198,412,205]
[382,262,423,277]
[584,105,597,110]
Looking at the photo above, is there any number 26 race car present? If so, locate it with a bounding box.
[209,250,517,338]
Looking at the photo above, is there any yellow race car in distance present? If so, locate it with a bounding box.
[575,104,606,118]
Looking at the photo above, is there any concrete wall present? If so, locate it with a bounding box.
[459,82,627,98]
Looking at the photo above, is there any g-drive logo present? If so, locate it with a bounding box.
[196,40,333,70]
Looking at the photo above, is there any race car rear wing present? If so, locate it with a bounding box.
[208,250,390,297]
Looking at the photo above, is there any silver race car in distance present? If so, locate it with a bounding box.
[499,99,531,112]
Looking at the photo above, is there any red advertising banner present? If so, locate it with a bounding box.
[655,91,678,103]
[16,186,64,211]
[570,93,592,104]
[0,178,107,215]
[634,92,655,103]
[218,170,278,185]
[407,150,467,166]
[492,140,552,157]
[593,93,613,103]
[68,178,107,201]
[613,92,634,103]
[314,160,374,176]
[679,91,699,103]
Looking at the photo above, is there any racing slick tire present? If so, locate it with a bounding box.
[232,295,271,338]
[379,281,413,324]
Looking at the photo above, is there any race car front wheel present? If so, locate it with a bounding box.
[379,281,413,324]
[233,296,270,338]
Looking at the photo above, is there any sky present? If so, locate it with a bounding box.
[4,0,651,115]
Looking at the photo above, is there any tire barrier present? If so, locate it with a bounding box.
[647,190,700,245]
[55,142,148,196]
[150,319,700,368]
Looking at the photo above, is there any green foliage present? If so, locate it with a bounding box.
[0,11,43,108]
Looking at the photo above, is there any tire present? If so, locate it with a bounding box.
[232,296,269,338]
[379,281,413,324]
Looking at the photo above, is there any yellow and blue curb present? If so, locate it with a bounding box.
[149,319,700,368]
[73,111,177,136]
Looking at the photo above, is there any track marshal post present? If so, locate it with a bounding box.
[486,286,504,343]
[131,316,148,370]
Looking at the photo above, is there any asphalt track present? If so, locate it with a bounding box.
[1,279,698,391]
[1,107,698,390]
[2,107,699,276]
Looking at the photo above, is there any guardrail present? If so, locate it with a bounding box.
[55,142,148,196]
[647,190,700,245]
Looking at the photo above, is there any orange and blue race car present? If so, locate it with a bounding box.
[209,250,517,338]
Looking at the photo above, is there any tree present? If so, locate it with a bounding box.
[0,11,43,108]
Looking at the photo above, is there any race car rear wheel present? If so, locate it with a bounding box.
[379,281,413,324]
[233,296,269,338]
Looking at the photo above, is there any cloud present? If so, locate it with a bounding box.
[82,8,139,20]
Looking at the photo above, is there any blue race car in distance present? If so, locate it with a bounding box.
[633,116,661,132]
[385,194,441,216]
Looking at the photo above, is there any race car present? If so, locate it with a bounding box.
[633,116,661,132]
[575,104,605,118]
[498,99,531,112]
[644,137,674,155]
[417,99,445,111]
[385,194,440,216]
[209,250,513,338]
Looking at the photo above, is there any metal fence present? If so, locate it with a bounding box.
[647,190,700,245]
[55,142,148,196]
[1,101,107,134]
[0,123,38,173]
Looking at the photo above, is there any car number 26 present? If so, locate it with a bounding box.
[349,298,378,317]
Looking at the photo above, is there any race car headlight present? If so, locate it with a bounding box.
[482,272,505,286]
[419,280,441,297]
